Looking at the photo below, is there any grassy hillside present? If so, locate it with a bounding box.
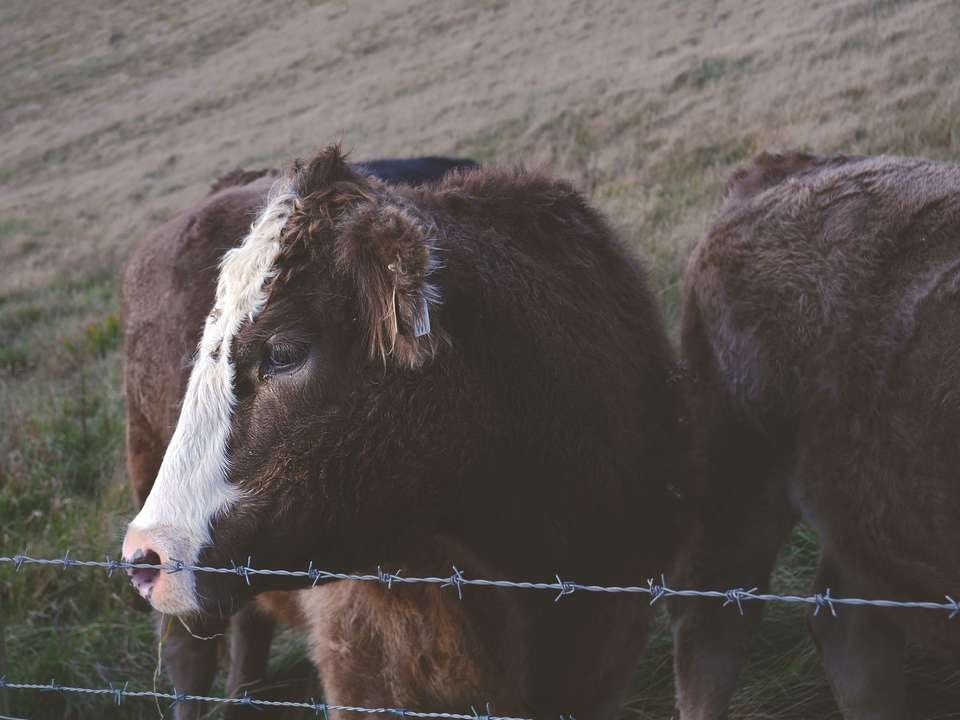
[1,0,959,717]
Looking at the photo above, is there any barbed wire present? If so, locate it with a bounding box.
[0,678,541,720]
[1,552,958,617]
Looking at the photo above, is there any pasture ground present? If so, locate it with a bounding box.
[1,0,959,717]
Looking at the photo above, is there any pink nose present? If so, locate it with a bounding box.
[126,547,162,599]
[123,526,164,600]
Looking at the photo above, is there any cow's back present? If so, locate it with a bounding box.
[686,153,960,422]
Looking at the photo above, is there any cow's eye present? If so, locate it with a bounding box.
[261,340,308,377]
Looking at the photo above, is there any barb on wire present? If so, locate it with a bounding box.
[646,575,668,606]
[948,596,960,620]
[312,698,330,720]
[102,556,124,578]
[443,566,467,599]
[722,587,757,616]
[0,553,958,617]
[472,703,493,720]
[553,575,576,602]
[0,680,537,720]
[813,589,837,617]
[108,681,127,706]
[231,557,255,586]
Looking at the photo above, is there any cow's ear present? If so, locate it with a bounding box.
[294,145,372,225]
[335,202,444,368]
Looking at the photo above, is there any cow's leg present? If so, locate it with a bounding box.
[156,612,227,720]
[670,421,795,720]
[671,291,800,719]
[808,554,906,720]
[223,603,276,719]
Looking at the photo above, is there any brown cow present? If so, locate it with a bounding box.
[122,145,688,718]
[123,157,478,717]
[671,152,960,719]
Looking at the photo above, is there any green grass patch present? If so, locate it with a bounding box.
[0,344,31,375]
[0,268,313,717]
[0,217,49,239]
[0,272,159,719]
[456,115,531,165]
[674,55,754,91]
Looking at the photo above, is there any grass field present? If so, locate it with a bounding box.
[2,0,960,717]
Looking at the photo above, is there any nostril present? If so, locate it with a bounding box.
[127,548,162,596]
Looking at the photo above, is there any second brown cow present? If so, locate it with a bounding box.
[672,153,960,720]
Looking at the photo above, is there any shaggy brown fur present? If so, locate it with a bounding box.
[671,152,960,720]
[280,152,448,367]
[128,145,687,719]
[298,539,529,712]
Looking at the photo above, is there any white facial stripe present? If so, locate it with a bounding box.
[130,180,299,574]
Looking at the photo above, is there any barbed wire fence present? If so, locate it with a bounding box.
[2,553,959,615]
[0,679,536,720]
[0,552,958,717]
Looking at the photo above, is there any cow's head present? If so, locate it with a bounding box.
[122,147,457,616]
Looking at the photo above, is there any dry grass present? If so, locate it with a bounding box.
[2,0,960,717]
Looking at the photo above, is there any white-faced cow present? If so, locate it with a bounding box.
[671,153,960,719]
[122,155,478,717]
[122,146,687,718]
